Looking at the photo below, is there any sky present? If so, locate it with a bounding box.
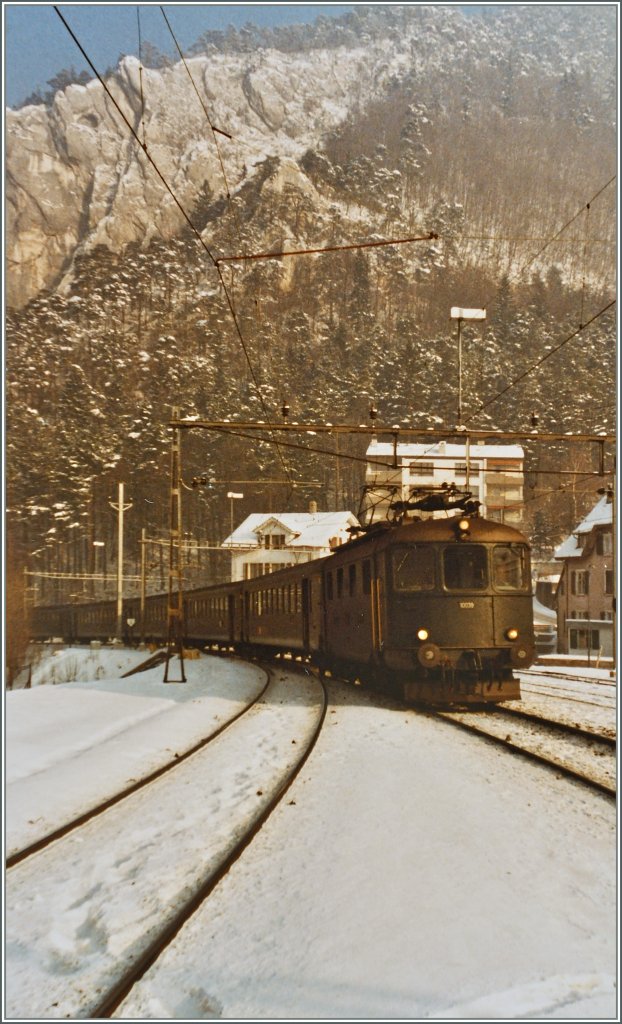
[3,3,358,107]
[5,646,618,1019]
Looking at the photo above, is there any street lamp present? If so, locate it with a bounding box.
[450,306,486,427]
[227,492,244,581]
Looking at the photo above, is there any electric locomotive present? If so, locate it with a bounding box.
[320,511,534,703]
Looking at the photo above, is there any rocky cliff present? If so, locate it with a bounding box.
[7,4,615,308]
[8,26,420,307]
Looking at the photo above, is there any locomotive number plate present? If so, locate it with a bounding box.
[459,601,475,608]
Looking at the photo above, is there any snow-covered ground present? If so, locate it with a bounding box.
[4,647,618,1020]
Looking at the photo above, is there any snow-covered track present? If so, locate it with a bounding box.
[6,664,271,869]
[5,665,327,1020]
[493,704,616,746]
[522,668,616,686]
[519,682,615,711]
[432,707,616,799]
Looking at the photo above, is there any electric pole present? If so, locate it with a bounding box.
[109,483,132,641]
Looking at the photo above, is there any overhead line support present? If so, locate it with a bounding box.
[170,419,615,445]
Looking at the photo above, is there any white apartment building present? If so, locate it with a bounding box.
[364,440,524,523]
[222,508,359,581]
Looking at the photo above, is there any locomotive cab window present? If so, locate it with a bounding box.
[443,545,487,590]
[492,544,529,591]
[391,546,435,591]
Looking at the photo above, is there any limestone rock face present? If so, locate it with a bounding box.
[6,40,406,308]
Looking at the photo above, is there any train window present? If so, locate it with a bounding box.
[337,567,344,598]
[362,560,372,595]
[392,546,435,591]
[326,572,333,600]
[295,584,302,613]
[443,546,487,590]
[349,564,356,596]
[492,545,529,591]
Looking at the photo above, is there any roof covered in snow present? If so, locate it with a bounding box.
[554,495,613,560]
[222,511,359,549]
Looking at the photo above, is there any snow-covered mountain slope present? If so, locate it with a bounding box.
[6,5,615,307]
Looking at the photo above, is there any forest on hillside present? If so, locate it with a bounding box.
[6,5,616,619]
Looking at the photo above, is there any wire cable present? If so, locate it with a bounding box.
[216,232,440,264]
[463,298,616,424]
[461,174,616,425]
[159,4,299,499]
[136,7,147,150]
[54,5,294,490]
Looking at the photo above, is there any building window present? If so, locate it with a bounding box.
[569,628,600,650]
[265,533,286,549]
[409,462,433,476]
[571,570,589,595]
[596,532,613,556]
[605,570,614,595]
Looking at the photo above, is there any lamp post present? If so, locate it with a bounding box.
[227,492,243,581]
[450,307,486,427]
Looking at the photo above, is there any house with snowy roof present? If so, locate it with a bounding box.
[554,494,614,658]
[222,504,359,581]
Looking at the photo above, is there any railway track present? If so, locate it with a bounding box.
[519,682,615,712]
[433,704,616,799]
[5,664,327,1020]
[522,667,616,686]
[6,659,272,868]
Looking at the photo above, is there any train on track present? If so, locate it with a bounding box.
[30,502,535,705]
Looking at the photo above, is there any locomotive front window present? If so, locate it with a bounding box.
[391,545,436,591]
[443,545,487,590]
[492,544,529,591]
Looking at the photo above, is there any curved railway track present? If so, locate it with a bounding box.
[6,659,272,868]
[433,705,616,799]
[5,663,327,1020]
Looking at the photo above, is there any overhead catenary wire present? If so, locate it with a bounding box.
[53,5,294,491]
[160,7,231,140]
[136,7,147,150]
[461,173,616,426]
[196,424,613,480]
[216,232,439,264]
[463,298,616,424]
[516,173,615,279]
[160,4,303,499]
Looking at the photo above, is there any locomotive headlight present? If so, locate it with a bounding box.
[505,627,519,641]
[417,628,429,641]
[457,517,470,539]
